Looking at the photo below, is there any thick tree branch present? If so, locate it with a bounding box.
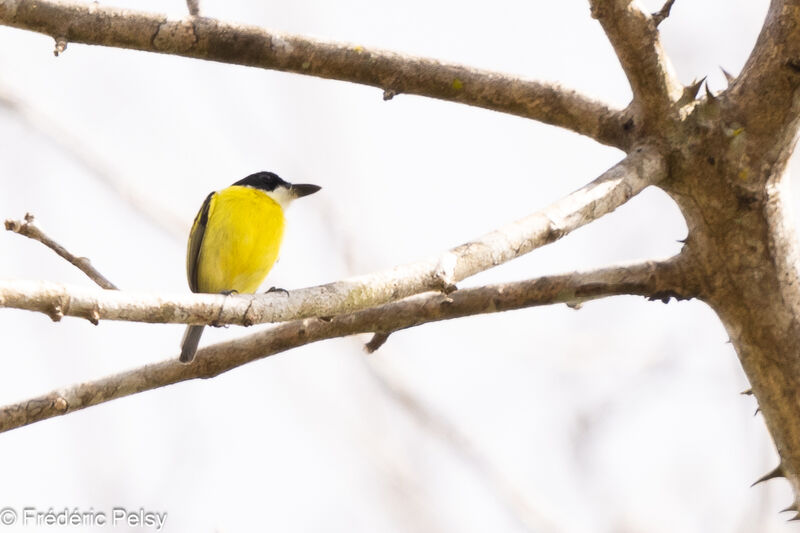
[728,0,800,165]
[0,257,691,433]
[0,0,630,149]
[589,0,682,126]
[0,146,666,326]
[5,213,118,291]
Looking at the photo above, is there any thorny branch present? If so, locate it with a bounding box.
[0,257,691,433]
[0,0,631,149]
[589,0,682,127]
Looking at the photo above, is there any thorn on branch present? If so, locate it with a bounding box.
[652,0,676,27]
[720,67,736,86]
[751,464,785,487]
[740,388,753,396]
[684,77,706,101]
[781,503,799,513]
[53,37,68,56]
[365,331,391,353]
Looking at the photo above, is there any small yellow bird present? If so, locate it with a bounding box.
[180,171,321,363]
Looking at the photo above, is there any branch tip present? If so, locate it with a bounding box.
[365,331,391,353]
[53,37,67,56]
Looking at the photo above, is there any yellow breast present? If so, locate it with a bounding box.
[193,185,285,294]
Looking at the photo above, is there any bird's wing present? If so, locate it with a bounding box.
[186,191,215,293]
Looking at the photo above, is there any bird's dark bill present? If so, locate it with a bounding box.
[291,183,322,198]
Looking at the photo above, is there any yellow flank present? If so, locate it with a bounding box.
[194,185,285,294]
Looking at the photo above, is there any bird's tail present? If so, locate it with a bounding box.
[180,325,205,363]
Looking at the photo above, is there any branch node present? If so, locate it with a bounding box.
[365,331,391,353]
[382,88,396,101]
[48,302,64,322]
[434,253,458,294]
[53,396,68,412]
[242,296,256,327]
[88,307,100,326]
[53,37,68,56]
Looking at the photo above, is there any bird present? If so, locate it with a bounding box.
[179,171,321,363]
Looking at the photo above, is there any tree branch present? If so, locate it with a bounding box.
[0,256,691,433]
[589,0,682,125]
[0,146,666,326]
[728,0,800,163]
[0,0,630,149]
[185,0,200,17]
[5,213,118,291]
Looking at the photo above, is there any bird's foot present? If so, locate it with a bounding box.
[265,286,289,296]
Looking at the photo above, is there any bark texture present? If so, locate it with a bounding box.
[2,0,800,513]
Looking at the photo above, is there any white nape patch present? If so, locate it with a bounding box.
[262,185,297,208]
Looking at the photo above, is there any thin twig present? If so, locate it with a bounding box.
[0,147,666,326]
[0,0,630,149]
[0,257,692,433]
[5,213,118,291]
[652,0,676,27]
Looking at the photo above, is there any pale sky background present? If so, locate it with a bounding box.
[0,1,792,532]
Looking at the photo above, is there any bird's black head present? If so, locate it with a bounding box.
[233,171,290,192]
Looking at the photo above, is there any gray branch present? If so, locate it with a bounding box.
[0,257,689,434]
[0,0,630,149]
[0,147,665,326]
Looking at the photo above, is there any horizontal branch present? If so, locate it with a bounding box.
[589,0,682,125]
[0,0,630,149]
[0,146,666,326]
[0,257,691,433]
